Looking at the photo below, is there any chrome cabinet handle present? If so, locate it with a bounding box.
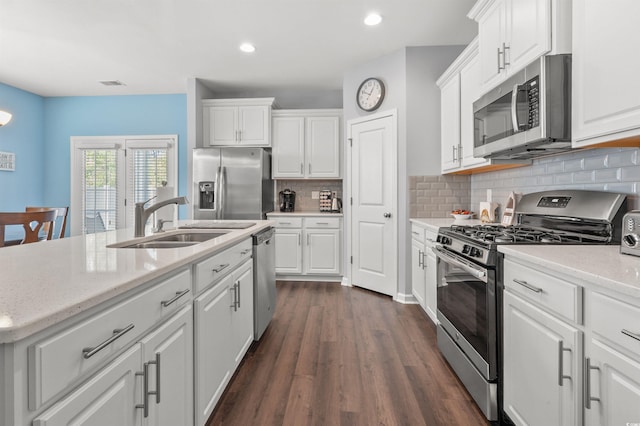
[513,278,543,293]
[240,249,251,255]
[418,250,424,268]
[558,341,572,386]
[422,252,427,269]
[503,43,510,66]
[622,329,640,342]
[452,145,457,162]
[383,212,392,218]
[498,47,504,71]
[300,163,304,174]
[298,233,301,246]
[136,353,161,418]
[82,323,135,359]
[316,222,329,225]
[212,263,230,273]
[161,289,190,307]
[280,221,292,225]
[412,231,420,236]
[584,357,601,409]
[230,283,238,311]
[308,163,312,175]
[237,281,241,308]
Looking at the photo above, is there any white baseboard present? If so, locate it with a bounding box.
[394,292,418,304]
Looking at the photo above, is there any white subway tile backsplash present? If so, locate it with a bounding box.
[573,170,595,183]
[621,166,640,181]
[553,172,574,185]
[546,162,564,174]
[608,150,638,167]
[594,168,620,181]
[584,154,608,170]
[563,158,584,172]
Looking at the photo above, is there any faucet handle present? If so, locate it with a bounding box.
[153,219,172,233]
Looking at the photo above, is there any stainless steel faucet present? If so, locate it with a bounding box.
[134,196,189,237]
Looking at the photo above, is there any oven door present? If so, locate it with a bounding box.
[433,246,497,380]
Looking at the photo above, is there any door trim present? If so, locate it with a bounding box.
[345,109,398,296]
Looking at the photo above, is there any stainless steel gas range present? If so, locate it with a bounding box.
[432,190,628,423]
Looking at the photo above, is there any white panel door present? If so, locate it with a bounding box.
[33,345,142,426]
[506,0,551,73]
[460,51,490,169]
[503,290,581,426]
[350,114,396,296]
[274,228,302,274]
[440,73,461,173]
[586,338,640,426]
[238,105,269,146]
[208,106,238,146]
[306,116,340,178]
[272,117,305,178]
[140,305,193,426]
[305,229,341,275]
[478,0,506,88]
[230,260,254,368]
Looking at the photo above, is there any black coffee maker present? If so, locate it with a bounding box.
[279,189,296,212]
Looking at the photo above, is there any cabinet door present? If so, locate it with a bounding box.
[424,251,438,324]
[573,1,640,147]
[193,274,234,426]
[306,116,340,178]
[238,105,270,146]
[411,238,426,309]
[440,73,461,173]
[304,229,341,275]
[32,345,142,426]
[459,50,490,170]
[586,338,640,426]
[478,0,506,88]
[503,290,581,426]
[272,117,305,178]
[206,106,238,146]
[230,260,254,369]
[274,228,302,274]
[139,305,193,426]
[506,0,551,74]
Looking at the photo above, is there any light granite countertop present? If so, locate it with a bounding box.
[499,245,640,299]
[410,217,489,232]
[267,211,343,217]
[0,220,273,343]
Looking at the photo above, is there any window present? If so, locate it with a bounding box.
[70,135,178,236]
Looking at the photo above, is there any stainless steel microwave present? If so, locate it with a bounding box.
[473,54,572,160]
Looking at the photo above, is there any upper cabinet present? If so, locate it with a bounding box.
[468,0,571,91]
[272,109,342,179]
[572,1,640,148]
[202,98,274,146]
[437,39,493,174]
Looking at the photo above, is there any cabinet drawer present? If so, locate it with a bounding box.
[304,217,340,229]
[271,217,303,228]
[194,239,252,294]
[411,224,426,245]
[28,268,191,409]
[425,228,438,248]
[591,291,640,356]
[503,258,582,324]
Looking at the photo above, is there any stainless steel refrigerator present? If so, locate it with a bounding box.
[193,147,273,219]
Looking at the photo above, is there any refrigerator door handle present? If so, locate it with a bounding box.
[219,166,227,220]
[215,166,222,219]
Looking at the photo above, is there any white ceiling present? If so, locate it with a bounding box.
[0,0,478,97]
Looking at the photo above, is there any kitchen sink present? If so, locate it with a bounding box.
[178,221,256,230]
[108,230,231,249]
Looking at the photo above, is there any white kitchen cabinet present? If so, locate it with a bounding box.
[32,345,142,426]
[572,1,640,148]
[585,290,640,425]
[193,257,253,426]
[272,109,342,179]
[139,305,193,426]
[202,98,274,146]
[468,0,569,91]
[269,214,342,279]
[437,39,494,175]
[410,223,438,324]
[503,290,581,426]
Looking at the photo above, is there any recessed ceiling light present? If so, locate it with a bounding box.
[239,43,256,53]
[364,13,382,26]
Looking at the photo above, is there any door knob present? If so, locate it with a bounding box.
[383,212,392,218]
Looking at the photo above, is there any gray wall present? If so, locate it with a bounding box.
[342,45,465,299]
[470,147,640,214]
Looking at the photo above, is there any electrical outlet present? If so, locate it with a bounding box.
[311,191,319,199]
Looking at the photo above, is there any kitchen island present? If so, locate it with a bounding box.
[0,220,273,426]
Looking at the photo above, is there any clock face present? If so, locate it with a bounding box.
[357,78,385,112]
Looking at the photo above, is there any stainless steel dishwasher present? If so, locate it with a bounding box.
[252,227,276,340]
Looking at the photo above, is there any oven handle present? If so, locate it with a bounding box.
[432,246,488,283]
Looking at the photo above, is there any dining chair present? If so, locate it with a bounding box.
[25,206,69,239]
[0,210,57,247]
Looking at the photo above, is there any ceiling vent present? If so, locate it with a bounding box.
[99,80,126,86]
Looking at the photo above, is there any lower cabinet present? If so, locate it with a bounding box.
[33,305,193,426]
[410,223,438,324]
[503,290,581,426]
[194,259,253,426]
[269,214,342,278]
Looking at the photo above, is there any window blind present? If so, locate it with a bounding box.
[82,149,118,234]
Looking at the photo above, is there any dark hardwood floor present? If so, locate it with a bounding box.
[207,281,490,426]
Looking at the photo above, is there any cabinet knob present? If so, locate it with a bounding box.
[383,212,392,218]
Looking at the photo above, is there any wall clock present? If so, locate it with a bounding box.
[356,77,385,112]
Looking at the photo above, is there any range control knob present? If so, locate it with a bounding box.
[469,247,483,258]
[623,234,639,248]
[462,245,471,254]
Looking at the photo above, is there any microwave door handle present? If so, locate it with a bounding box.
[511,84,520,132]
